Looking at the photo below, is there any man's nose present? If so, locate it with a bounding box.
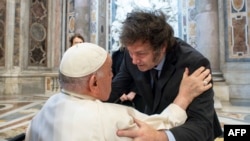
[131,55,139,65]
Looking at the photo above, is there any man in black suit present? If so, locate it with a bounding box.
[107,10,222,141]
[111,47,145,112]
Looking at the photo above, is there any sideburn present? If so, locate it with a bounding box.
[152,48,163,65]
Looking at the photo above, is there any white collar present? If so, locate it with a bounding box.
[61,89,96,100]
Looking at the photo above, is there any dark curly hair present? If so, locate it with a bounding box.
[120,10,176,52]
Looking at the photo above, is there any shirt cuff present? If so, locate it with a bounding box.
[165,130,176,141]
[161,103,187,126]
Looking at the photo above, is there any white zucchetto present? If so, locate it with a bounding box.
[60,42,107,77]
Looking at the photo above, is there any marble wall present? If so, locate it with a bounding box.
[0,0,64,95]
[0,0,6,67]
[219,0,250,104]
[180,0,250,103]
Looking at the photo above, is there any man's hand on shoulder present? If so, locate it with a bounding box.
[117,118,169,141]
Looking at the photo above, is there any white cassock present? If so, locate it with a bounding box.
[25,90,187,141]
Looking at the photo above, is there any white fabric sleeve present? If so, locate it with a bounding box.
[158,103,187,128]
[120,103,187,130]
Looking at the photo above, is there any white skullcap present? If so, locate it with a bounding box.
[60,42,107,77]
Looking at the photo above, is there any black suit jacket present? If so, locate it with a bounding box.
[111,49,145,112]
[111,49,125,77]
[108,38,222,141]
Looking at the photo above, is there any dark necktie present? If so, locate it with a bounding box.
[150,69,158,97]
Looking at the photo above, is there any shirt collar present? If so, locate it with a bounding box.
[154,54,166,71]
[61,89,96,100]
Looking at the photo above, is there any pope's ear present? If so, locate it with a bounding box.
[88,74,99,98]
[88,74,98,90]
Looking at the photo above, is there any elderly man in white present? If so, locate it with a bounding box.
[25,43,212,141]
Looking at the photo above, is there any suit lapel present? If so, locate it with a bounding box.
[152,64,175,112]
[152,48,177,113]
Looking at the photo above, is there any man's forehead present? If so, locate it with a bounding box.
[127,41,152,51]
